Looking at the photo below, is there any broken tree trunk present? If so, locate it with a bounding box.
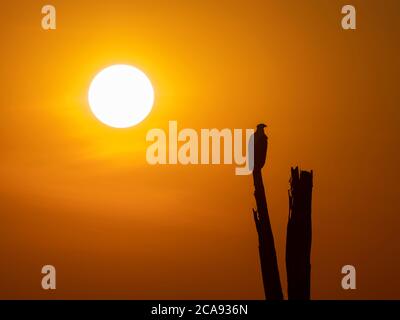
[286,167,313,300]
[253,168,284,300]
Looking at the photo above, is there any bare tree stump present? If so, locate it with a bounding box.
[286,167,313,300]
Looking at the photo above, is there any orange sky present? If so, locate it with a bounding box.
[0,0,399,299]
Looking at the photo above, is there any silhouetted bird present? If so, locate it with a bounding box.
[254,124,268,171]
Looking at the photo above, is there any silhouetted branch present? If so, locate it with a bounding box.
[252,168,283,300]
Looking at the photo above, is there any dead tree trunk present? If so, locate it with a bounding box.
[253,169,284,300]
[286,167,313,300]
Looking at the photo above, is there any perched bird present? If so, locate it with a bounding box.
[253,123,268,171]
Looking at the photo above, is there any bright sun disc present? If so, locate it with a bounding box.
[88,64,154,128]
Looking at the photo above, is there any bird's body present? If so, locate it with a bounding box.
[254,124,268,171]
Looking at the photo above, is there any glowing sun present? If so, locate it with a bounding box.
[88,64,154,128]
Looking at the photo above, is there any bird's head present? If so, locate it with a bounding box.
[256,123,267,131]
